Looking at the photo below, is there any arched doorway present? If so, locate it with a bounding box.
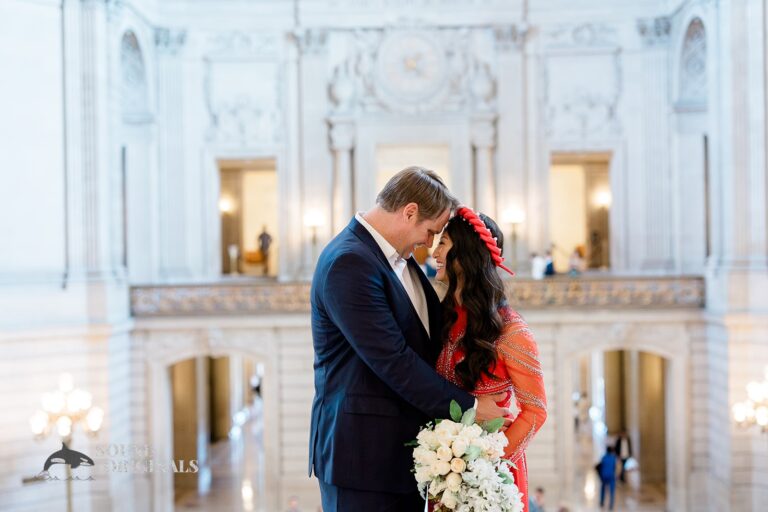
[568,349,670,510]
[169,354,267,510]
[554,323,689,511]
[145,329,280,512]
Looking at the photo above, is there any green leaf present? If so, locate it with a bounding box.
[498,471,514,484]
[449,400,462,422]
[465,445,482,461]
[482,417,504,433]
[405,440,419,447]
[461,407,476,426]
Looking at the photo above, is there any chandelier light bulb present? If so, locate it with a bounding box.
[733,402,748,423]
[30,410,48,436]
[86,407,104,433]
[747,382,763,403]
[68,389,92,413]
[42,391,66,414]
[756,406,768,427]
[56,416,72,438]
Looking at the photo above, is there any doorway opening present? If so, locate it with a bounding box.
[569,349,668,511]
[170,355,266,510]
[218,159,278,278]
[549,153,612,273]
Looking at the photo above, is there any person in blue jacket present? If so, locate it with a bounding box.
[598,445,619,510]
[309,166,513,511]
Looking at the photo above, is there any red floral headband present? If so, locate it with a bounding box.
[455,206,515,276]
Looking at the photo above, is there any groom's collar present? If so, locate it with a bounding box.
[354,212,403,268]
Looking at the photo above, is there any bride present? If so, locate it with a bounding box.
[432,206,548,512]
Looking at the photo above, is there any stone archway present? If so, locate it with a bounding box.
[554,320,689,511]
[144,326,281,512]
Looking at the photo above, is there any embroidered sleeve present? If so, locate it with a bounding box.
[496,320,548,462]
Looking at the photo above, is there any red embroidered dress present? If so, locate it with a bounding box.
[436,304,547,512]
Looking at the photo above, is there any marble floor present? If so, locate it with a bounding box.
[552,426,668,512]
[173,407,668,512]
[175,401,275,512]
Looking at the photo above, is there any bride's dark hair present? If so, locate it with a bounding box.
[440,213,507,390]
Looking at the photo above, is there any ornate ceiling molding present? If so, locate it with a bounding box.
[328,26,498,116]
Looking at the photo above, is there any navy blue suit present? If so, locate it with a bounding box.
[309,218,474,510]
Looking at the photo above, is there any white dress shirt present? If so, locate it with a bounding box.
[355,213,430,336]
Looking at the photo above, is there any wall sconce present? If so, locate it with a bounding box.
[304,209,326,263]
[593,190,612,209]
[733,367,768,432]
[219,197,235,214]
[501,207,525,273]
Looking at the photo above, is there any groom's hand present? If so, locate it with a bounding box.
[475,395,517,429]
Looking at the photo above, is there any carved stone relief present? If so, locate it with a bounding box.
[202,32,284,147]
[154,27,187,55]
[542,23,619,49]
[130,277,704,317]
[543,48,621,141]
[328,26,499,115]
[636,16,672,47]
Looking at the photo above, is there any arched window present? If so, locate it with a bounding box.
[679,19,707,105]
[120,31,148,115]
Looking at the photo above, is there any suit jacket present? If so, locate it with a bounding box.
[308,217,474,493]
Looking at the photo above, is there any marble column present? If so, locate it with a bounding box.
[471,114,498,218]
[494,25,529,270]
[709,2,768,510]
[154,27,189,280]
[329,117,355,235]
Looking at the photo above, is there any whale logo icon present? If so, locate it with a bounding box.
[42,443,94,472]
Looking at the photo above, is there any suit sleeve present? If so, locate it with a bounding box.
[323,252,474,418]
[496,321,548,462]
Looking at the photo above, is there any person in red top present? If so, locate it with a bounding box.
[432,207,548,512]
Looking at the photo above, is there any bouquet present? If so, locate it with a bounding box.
[409,400,524,512]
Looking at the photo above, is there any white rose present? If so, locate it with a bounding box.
[450,457,467,473]
[467,424,484,438]
[417,429,439,449]
[445,471,463,492]
[414,466,432,483]
[436,420,460,435]
[451,439,468,458]
[441,490,458,510]
[428,478,447,496]
[414,447,438,466]
[436,428,455,446]
[436,445,453,462]
[433,460,451,476]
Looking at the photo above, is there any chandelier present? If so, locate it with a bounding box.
[732,367,768,431]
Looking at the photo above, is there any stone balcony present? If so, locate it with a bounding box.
[131,275,705,317]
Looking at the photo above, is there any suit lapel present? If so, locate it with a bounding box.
[409,258,443,346]
[406,257,439,343]
[348,218,434,343]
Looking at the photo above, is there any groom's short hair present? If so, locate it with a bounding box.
[376,166,458,220]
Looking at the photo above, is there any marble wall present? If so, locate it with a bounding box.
[2,0,768,511]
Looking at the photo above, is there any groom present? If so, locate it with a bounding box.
[309,167,512,510]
